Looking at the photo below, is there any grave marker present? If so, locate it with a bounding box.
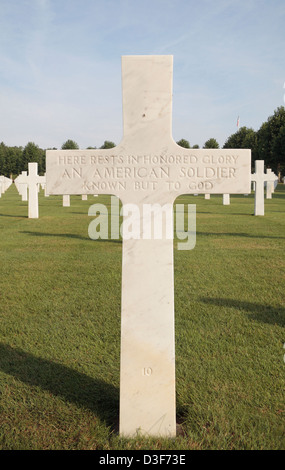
[223,194,230,205]
[15,171,28,201]
[63,195,70,207]
[42,174,49,197]
[46,55,251,437]
[251,160,277,215]
[266,169,278,199]
[15,163,45,218]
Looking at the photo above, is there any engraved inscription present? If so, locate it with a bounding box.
[47,148,251,196]
[142,367,153,376]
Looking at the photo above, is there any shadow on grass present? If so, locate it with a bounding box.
[200,298,285,327]
[20,230,89,241]
[20,231,122,243]
[0,343,119,431]
[196,231,285,240]
[0,213,27,218]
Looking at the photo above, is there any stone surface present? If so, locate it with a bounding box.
[46,55,251,437]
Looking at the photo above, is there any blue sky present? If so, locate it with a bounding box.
[0,0,284,149]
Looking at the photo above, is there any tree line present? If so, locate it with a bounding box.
[0,106,284,179]
[177,106,285,180]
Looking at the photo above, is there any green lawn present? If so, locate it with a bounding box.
[0,184,284,450]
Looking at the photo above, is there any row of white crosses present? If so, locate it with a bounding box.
[11,161,278,218]
[13,163,96,214]
[0,175,13,197]
[200,162,278,212]
[10,161,279,220]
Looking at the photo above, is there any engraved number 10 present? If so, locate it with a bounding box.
[142,367,153,376]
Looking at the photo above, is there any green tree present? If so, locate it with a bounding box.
[100,140,116,149]
[61,139,79,150]
[0,142,8,175]
[203,138,219,149]
[7,146,23,176]
[256,106,285,178]
[223,126,257,164]
[176,139,190,148]
[22,142,45,174]
[271,126,285,179]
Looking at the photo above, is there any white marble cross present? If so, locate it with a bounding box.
[15,171,28,201]
[15,162,45,218]
[251,160,277,215]
[41,173,49,197]
[46,55,251,437]
[266,169,278,199]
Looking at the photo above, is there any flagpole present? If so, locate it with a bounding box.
[237,115,240,131]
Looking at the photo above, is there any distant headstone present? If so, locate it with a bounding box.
[15,163,45,218]
[266,169,278,199]
[41,173,49,197]
[46,55,251,437]
[223,194,230,205]
[205,194,210,199]
[251,160,277,216]
[63,195,70,207]
[15,171,28,201]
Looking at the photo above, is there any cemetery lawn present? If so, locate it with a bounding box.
[0,184,284,451]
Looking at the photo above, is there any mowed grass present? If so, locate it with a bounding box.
[0,184,284,450]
